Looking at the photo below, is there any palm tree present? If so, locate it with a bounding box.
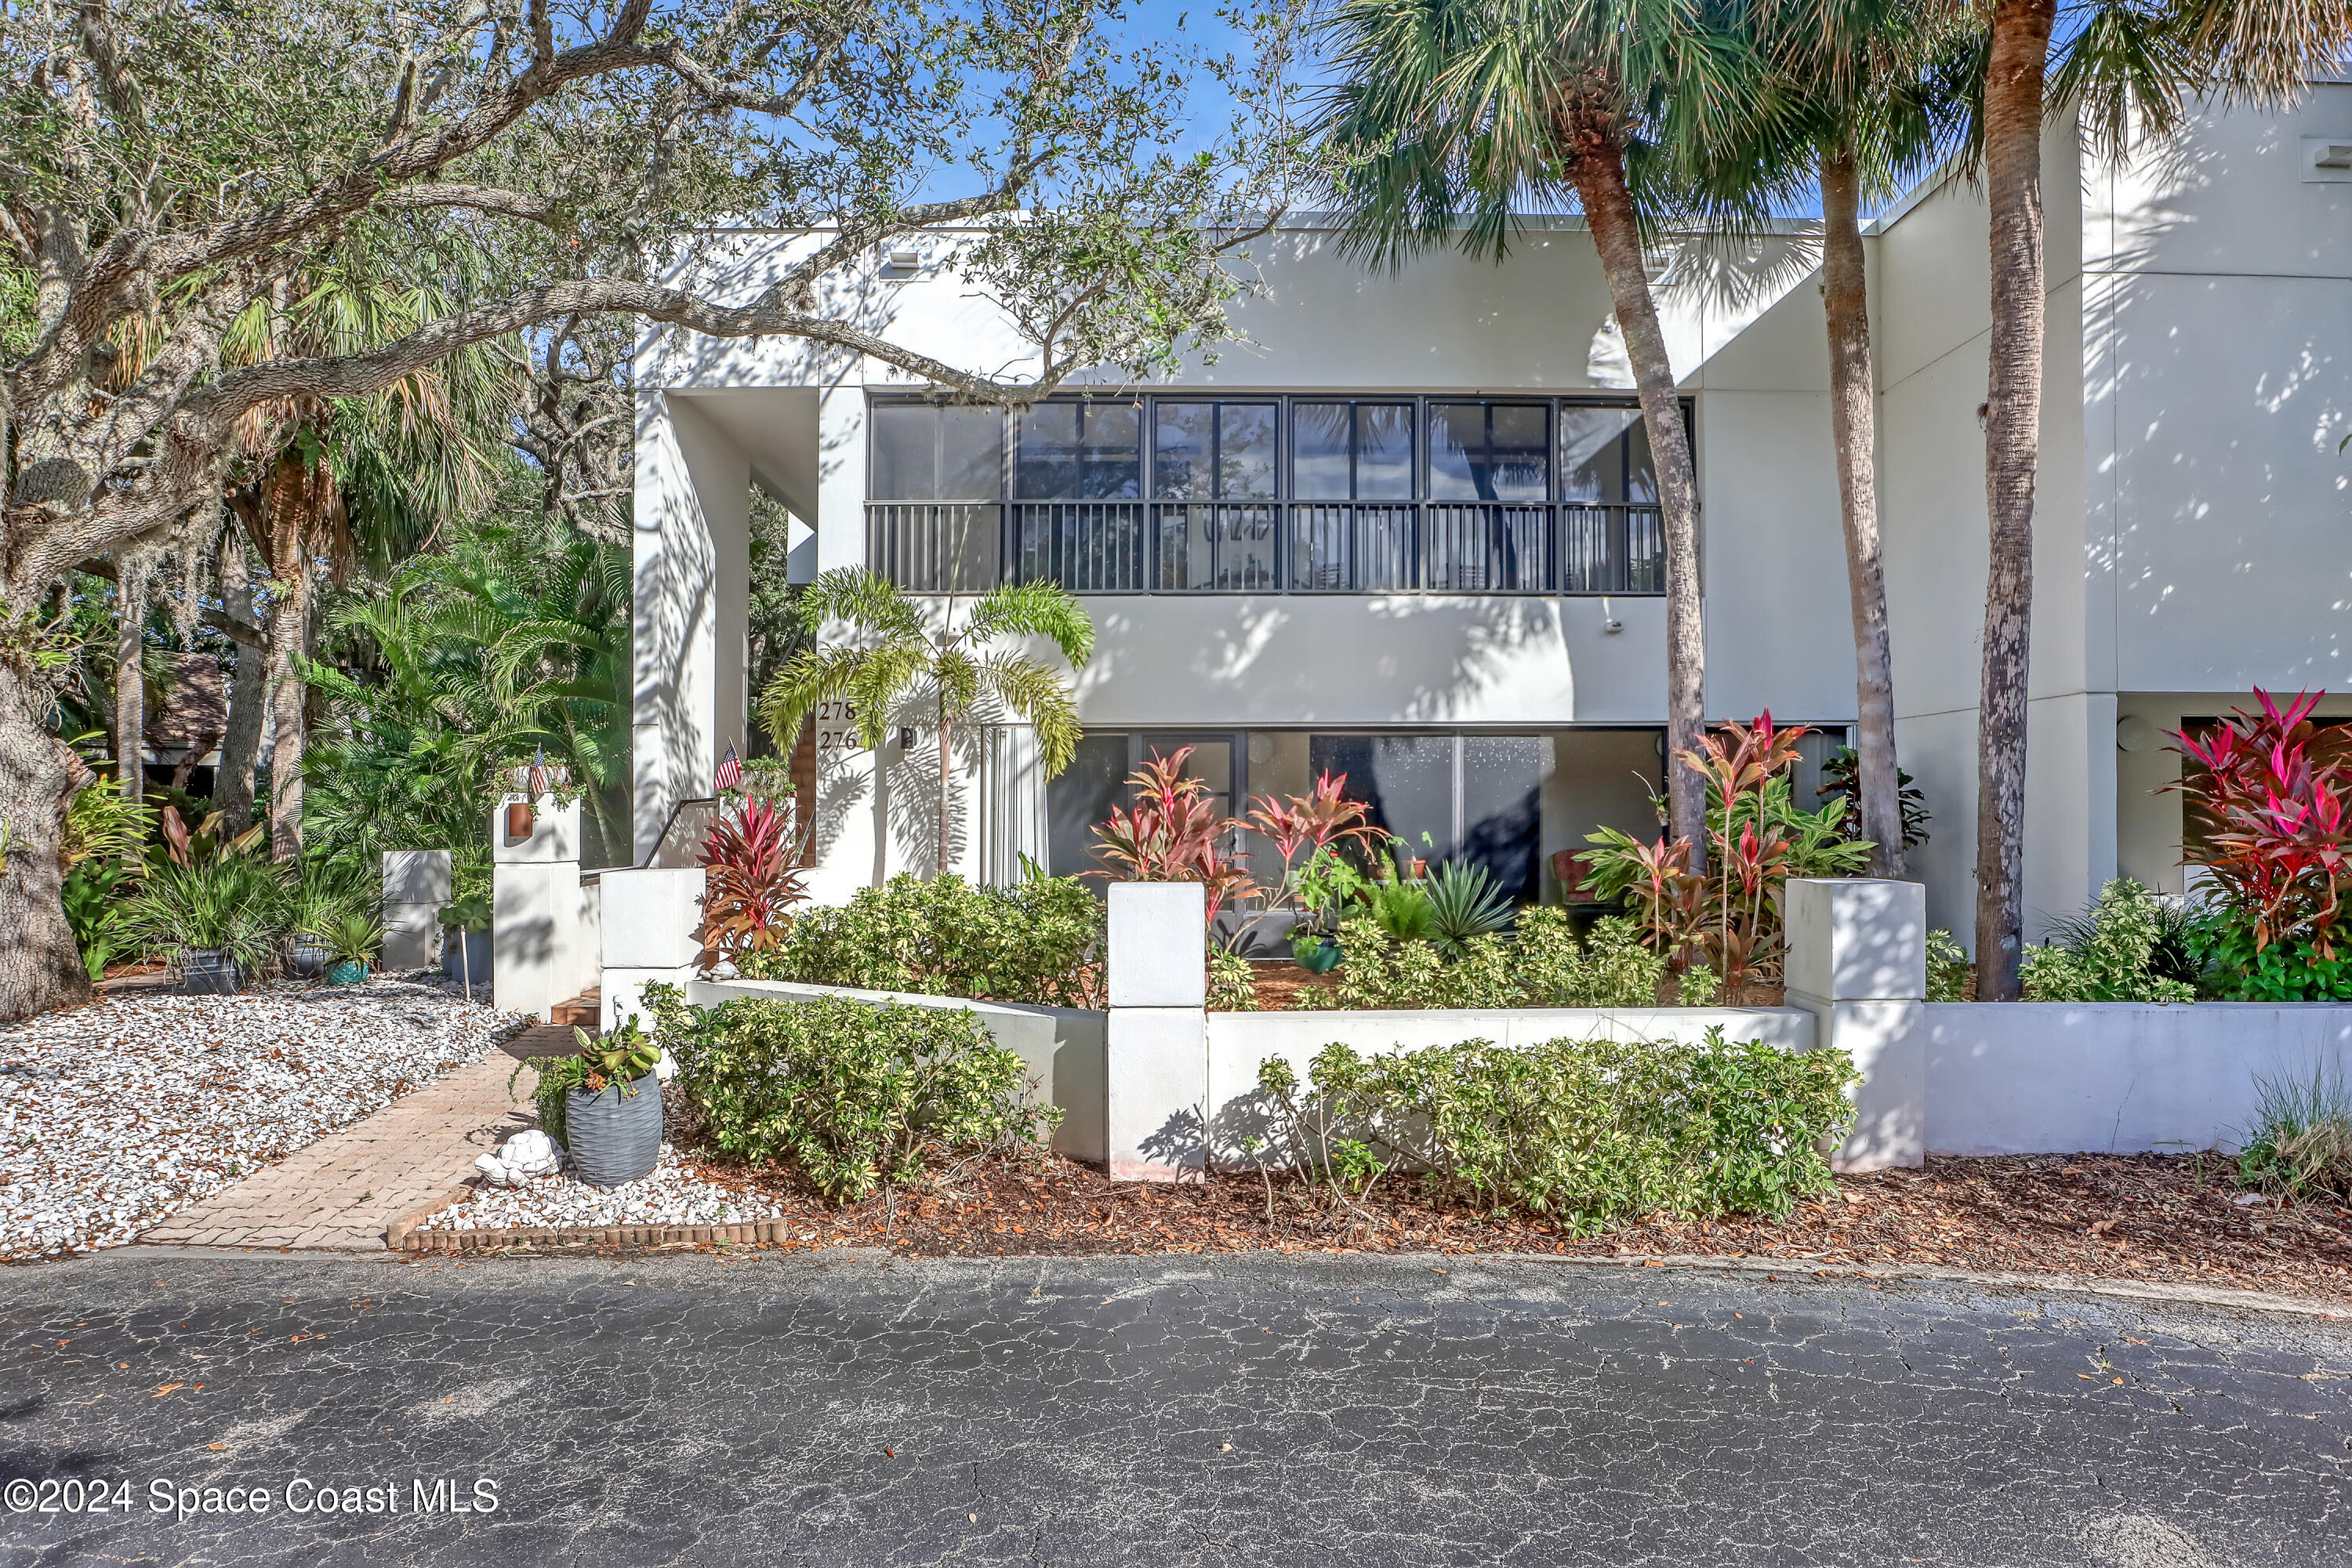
[1965,0,2352,996]
[1689,0,1965,879]
[1317,0,1766,865]
[758,569,1095,877]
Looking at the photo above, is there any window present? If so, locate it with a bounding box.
[1428,403,1549,503]
[869,392,1683,597]
[1155,403,1279,590]
[1016,401,1142,500]
[867,402,1003,592]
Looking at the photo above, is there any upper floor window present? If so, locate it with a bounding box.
[869,402,1002,500]
[1016,400,1142,500]
[866,391,1681,595]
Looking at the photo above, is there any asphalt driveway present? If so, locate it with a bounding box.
[1,1250,2346,1566]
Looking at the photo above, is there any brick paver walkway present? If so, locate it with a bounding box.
[139,1035,562,1251]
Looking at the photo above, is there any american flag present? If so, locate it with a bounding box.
[715,742,742,792]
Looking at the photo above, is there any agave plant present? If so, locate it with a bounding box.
[699,797,809,966]
[1421,861,1516,956]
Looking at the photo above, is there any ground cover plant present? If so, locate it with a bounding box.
[1247,1030,1857,1233]
[644,985,1058,1203]
[1275,909,1684,1012]
[738,873,1104,1008]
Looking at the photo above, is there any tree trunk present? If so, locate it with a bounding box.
[112,557,145,844]
[1564,117,1708,866]
[1973,0,2057,1000]
[0,657,96,1022]
[937,697,953,879]
[1820,149,1904,879]
[211,538,267,833]
[264,566,310,861]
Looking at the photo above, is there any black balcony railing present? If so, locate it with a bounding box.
[869,499,1668,595]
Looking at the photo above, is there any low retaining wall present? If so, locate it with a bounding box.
[1924,1001,2352,1156]
[1203,1007,1813,1172]
[685,978,1109,1165]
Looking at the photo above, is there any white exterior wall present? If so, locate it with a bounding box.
[635,93,2352,912]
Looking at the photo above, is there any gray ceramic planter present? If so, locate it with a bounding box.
[564,1074,662,1187]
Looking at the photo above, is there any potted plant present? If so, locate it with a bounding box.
[325,912,382,984]
[123,854,286,995]
[517,1017,663,1187]
[285,883,347,978]
[438,891,493,994]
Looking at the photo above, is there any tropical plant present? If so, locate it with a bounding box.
[1318,0,1759,862]
[439,893,493,935]
[1240,770,1382,935]
[1299,909,1681,1011]
[2166,689,2352,960]
[1420,861,1516,954]
[1817,746,1932,853]
[642,987,1059,1204]
[307,517,633,872]
[760,569,1094,876]
[325,911,383,967]
[517,1018,663,1150]
[698,797,810,968]
[1207,949,1261,1011]
[2019,879,2196,1004]
[1963,0,2352,998]
[1580,713,1872,996]
[122,854,290,978]
[1251,1028,1857,1227]
[1090,747,1256,926]
[742,873,1105,1008]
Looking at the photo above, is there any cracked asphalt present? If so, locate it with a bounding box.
[0,1251,2347,1566]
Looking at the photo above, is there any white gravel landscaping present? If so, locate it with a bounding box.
[416,1142,790,1232]
[0,976,524,1261]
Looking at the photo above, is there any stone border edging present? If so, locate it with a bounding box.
[394,1214,788,1253]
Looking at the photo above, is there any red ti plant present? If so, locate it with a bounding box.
[698,796,809,966]
[1242,770,1381,924]
[2168,689,2352,955]
[1089,748,1258,924]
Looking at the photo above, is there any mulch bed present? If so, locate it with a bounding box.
[423,1144,2352,1302]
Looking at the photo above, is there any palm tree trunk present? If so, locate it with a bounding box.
[937,696,953,878]
[262,450,328,862]
[111,556,145,850]
[1820,149,1904,880]
[1973,0,2057,1000]
[212,536,267,834]
[1563,113,1708,867]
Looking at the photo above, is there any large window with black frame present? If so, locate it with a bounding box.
[864,393,1675,595]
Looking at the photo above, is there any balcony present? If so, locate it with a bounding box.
[866,499,1666,596]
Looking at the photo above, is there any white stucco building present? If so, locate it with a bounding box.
[631,89,2352,946]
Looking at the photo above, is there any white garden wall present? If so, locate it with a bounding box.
[1922,1002,2352,1157]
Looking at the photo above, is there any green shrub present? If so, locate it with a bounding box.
[1925,928,1971,1001]
[2187,924,2352,1001]
[642,985,1058,1203]
[122,855,289,978]
[739,873,1102,1007]
[1297,909,1667,1011]
[1207,949,1259,1011]
[1254,1029,1857,1230]
[2020,879,2195,1004]
[2236,1063,2352,1200]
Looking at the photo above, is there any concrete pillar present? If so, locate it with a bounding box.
[598,866,706,1033]
[1784,877,1927,1171]
[380,850,451,971]
[1105,882,1207,1182]
[493,797,586,1022]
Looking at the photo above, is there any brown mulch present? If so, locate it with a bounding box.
[582,1145,2352,1302]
